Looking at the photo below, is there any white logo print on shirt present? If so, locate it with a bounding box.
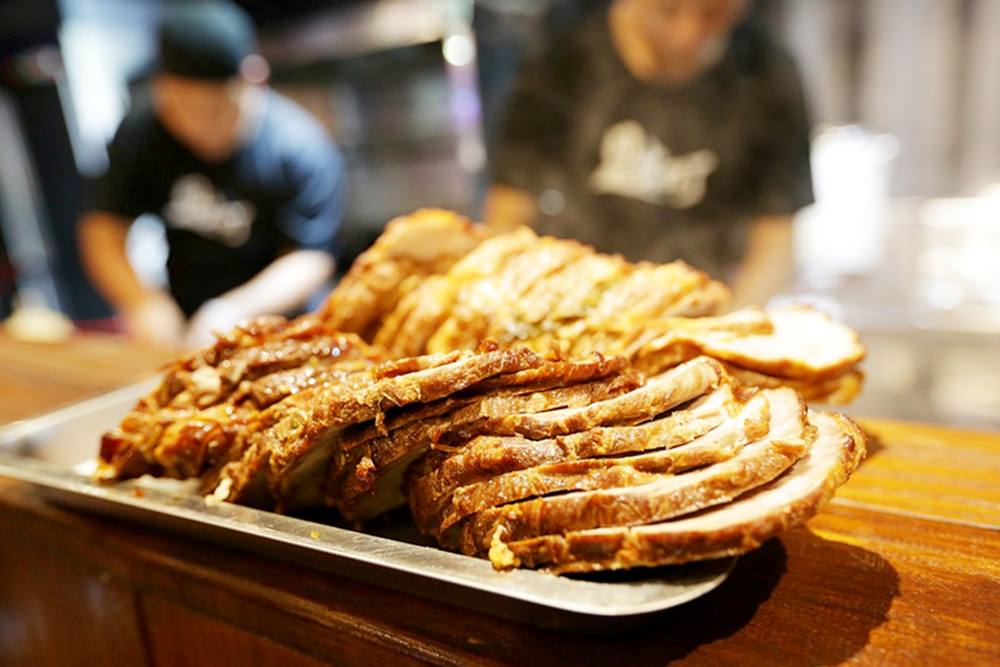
[589,120,719,209]
[163,174,255,247]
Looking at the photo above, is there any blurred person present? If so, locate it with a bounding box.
[79,1,344,348]
[484,0,812,306]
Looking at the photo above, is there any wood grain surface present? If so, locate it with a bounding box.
[1,334,998,666]
[832,418,1000,528]
[0,333,174,423]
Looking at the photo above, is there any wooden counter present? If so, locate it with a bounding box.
[1,334,998,666]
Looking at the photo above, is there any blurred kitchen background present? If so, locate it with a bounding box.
[0,0,998,429]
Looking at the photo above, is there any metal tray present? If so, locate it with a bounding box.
[0,383,734,632]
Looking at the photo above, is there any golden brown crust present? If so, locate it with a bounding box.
[428,236,593,353]
[321,209,487,338]
[472,357,723,440]
[461,389,808,556]
[386,229,540,355]
[206,347,541,509]
[333,372,639,520]
[96,320,380,483]
[406,384,746,536]
[437,398,768,534]
[503,409,866,572]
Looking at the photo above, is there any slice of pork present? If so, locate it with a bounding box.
[499,410,866,572]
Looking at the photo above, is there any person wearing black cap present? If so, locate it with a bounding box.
[79,0,344,348]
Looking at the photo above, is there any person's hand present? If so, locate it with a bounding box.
[184,296,247,349]
[122,292,186,349]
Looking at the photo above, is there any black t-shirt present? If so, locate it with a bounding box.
[492,14,813,277]
[89,90,344,316]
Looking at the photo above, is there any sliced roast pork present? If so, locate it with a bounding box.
[407,383,742,535]
[330,368,640,521]
[463,357,724,440]
[433,391,771,535]
[458,388,811,556]
[498,411,866,572]
[206,347,541,510]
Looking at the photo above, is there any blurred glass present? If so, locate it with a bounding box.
[795,125,898,282]
[917,194,1000,309]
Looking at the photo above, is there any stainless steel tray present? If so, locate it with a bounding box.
[0,383,734,632]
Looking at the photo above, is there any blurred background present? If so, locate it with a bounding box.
[0,0,998,429]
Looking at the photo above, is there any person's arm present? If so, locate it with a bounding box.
[78,211,185,347]
[483,183,538,230]
[184,249,333,347]
[729,214,793,308]
[185,127,344,347]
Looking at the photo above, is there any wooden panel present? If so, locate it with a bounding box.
[0,333,171,424]
[0,367,110,426]
[0,481,486,667]
[845,419,1000,527]
[807,504,1000,664]
[0,479,997,666]
[142,594,327,667]
[0,519,149,667]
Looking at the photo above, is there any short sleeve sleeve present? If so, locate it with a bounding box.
[491,36,581,193]
[87,110,157,220]
[276,138,345,252]
[748,51,814,216]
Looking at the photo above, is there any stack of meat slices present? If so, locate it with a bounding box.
[321,209,493,341]
[96,207,870,574]
[323,353,640,521]
[407,356,867,573]
[98,336,866,574]
[319,209,731,360]
[629,307,866,404]
[317,209,863,404]
[201,346,652,515]
[97,315,383,482]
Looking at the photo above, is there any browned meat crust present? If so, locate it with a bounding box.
[502,411,866,572]
[320,209,488,339]
[208,348,542,510]
[406,384,742,536]
[458,389,809,555]
[376,229,539,356]
[97,320,380,482]
[433,392,770,534]
[465,357,723,440]
[332,369,639,521]
[428,237,594,353]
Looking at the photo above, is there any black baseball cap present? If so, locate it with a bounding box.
[158,1,258,80]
